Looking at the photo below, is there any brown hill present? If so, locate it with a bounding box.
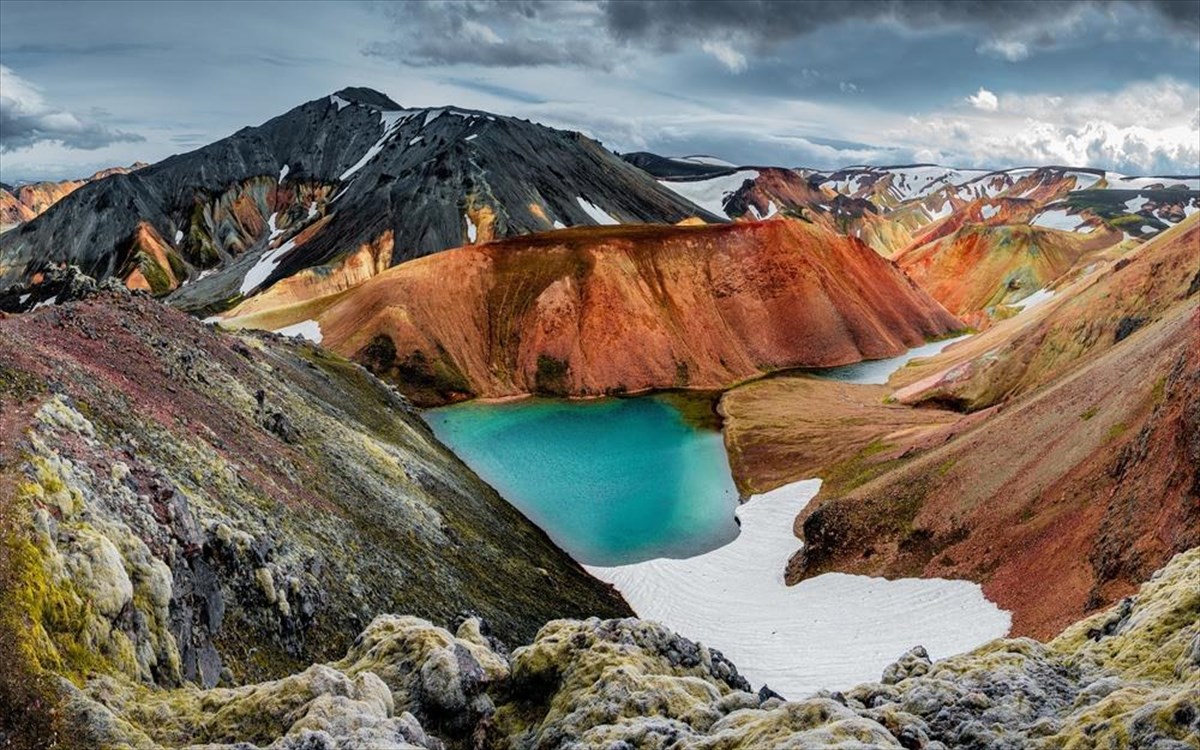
[720,216,1200,638]
[893,214,1200,410]
[893,222,1118,322]
[225,219,962,404]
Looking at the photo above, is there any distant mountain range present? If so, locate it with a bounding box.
[2,87,1196,325]
[0,162,147,230]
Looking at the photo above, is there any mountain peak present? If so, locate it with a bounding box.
[330,86,401,111]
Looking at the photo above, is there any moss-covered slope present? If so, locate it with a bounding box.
[0,288,629,748]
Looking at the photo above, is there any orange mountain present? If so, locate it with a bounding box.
[776,216,1200,638]
[229,219,962,404]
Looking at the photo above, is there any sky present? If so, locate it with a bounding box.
[1,0,1198,183]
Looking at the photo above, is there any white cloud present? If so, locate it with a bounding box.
[840,82,860,94]
[966,87,999,111]
[0,65,143,153]
[889,79,1200,174]
[977,38,1031,61]
[700,40,747,73]
[461,20,502,45]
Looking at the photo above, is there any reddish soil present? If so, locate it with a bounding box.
[306,219,962,403]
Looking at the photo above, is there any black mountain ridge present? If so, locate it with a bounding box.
[0,87,719,313]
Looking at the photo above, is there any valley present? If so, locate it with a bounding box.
[1,79,1197,750]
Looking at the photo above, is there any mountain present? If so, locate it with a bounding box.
[0,282,629,697]
[891,214,1200,410]
[0,87,718,313]
[619,151,737,179]
[0,163,146,232]
[218,219,963,405]
[716,216,1200,638]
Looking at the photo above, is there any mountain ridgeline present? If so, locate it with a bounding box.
[0,87,716,313]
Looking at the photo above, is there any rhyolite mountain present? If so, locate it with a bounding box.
[720,215,1200,639]
[0,162,146,232]
[219,219,964,405]
[0,87,718,313]
[646,156,1198,326]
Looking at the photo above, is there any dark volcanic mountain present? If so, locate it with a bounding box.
[0,87,718,313]
[619,152,737,179]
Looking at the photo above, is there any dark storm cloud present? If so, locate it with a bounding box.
[602,0,1199,48]
[0,66,144,153]
[362,0,1197,71]
[363,1,616,69]
[1149,0,1200,32]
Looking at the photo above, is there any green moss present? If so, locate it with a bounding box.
[534,354,570,396]
[1106,422,1129,441]
[1150,376,1166,406]
[1108,213,1147,228]
[1080,407,1099,421]
[0,366,47,400]
[936,458,957,477]
[136,252,174,295]
[654,390,723,432]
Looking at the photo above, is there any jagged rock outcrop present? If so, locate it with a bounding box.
[221,219,962,405]
[0,285,629,746]
[0,88,717,314]
[11,542,1199,749]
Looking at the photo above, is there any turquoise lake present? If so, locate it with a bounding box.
[424,397,740,565]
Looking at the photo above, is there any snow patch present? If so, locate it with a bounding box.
[278,164,289,183]
[552,220,566,229]
[408,136,423,146]
[422,109,444,127]
[339,110,409,181]
[18,293,30,304]
[1031,208,1082,232]
[465,214,477,243]
[980,204,999,220]
[273,319,323,344]
[1014,287,1056,312]
[749,201,779,220]
[1123,195,1149,213]
[266,212,283,241]
[240,238,295,295]
[174,230,183,244]
[924,200,954,221]
[658,170,759,218]
[31,295,58,310]
[330,95,351,111]
[676,155,737,167]
[575,197,619,225]
[464,134,478,142]
[587,479,1010,698]
[1101,173,1200,191]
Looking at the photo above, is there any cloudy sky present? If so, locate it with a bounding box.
[1,0,1198,183]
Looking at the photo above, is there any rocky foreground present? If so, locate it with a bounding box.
[11,546,1200,749]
